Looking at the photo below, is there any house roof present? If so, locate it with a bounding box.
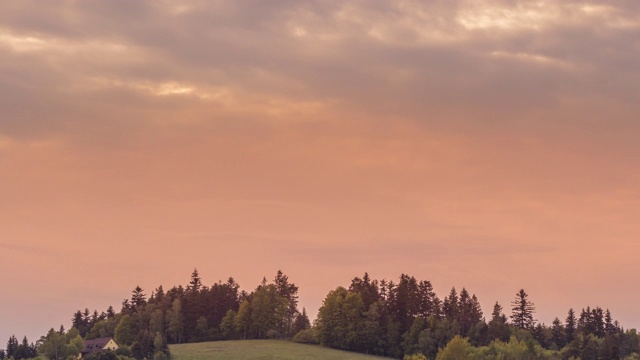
[82,337,116,354]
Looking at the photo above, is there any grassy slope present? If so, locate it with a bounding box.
[170,340,392,360]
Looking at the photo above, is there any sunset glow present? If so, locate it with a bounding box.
[1,0,640,345]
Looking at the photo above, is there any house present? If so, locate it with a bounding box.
[80,337,119,357]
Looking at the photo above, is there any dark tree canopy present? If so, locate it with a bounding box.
[4,269,640,360]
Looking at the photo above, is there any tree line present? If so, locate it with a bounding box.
[313,273,640,360]
[1,270,638,360]
[0,269,309,360]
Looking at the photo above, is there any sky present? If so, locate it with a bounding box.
[1,0,640,344]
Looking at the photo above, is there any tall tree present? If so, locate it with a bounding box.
[114,314,136,346]
[273,270,299,337]
[38,329,67,360]
[220,310,237,339]
[292,307,311,336]
[604,309,617,335]
[487,302,510,343]
[106,306,116,319]
[442,287,459,322]
[510,289,535,329]
[417,280,439,319]
[349,273,380,310]
[6,335,18,359]
[71,311,85,335]
[130,286,147,312]
[457,289,482,337]
[188,269,202,293]
[592,307,605,337]
[234,300,252,340]
[250,284,288,339]
[316,287,350,349]
[565,308,577,344]
[551,317,566,349]
[167,299,185,344]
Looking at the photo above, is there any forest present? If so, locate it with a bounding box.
[1,270,639,360]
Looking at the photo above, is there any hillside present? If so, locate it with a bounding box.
[170,340,393,360]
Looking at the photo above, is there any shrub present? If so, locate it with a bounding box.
[265,329,280,339]
[292,328,318,344]
[404,354,427,360]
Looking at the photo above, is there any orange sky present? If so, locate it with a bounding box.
[1,0,640,343]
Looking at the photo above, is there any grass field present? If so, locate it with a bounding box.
[170,340,392,360]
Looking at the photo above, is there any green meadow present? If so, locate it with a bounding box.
[170,340,392,360]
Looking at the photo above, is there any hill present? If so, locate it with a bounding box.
[170,340,392,360]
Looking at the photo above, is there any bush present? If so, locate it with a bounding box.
[84,350,118,360]
[292,328,318,344]
[436,336,475,360]
[404,354,427,360]
[153,351,170,360]
[265,329,280,339]
[116,346,132,358]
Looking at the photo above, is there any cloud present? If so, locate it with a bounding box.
[1,0,639,142]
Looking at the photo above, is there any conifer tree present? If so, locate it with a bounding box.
[188,269,202,293]
[565,308,577,344]
[292,307,311,335]
[131,286,147,311]
[510,289,535,329]
[6,335,18,359]
[605,309,617,335]
[551,317,566,348]
[106,306,116,319]
[443,287,459,321]
[487,302,509,342]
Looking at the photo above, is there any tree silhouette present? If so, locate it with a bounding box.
[510,289,535,329]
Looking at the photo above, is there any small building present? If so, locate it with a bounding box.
[81,337,119,357]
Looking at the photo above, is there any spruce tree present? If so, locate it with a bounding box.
[565,308,577,344]
[510,289,535,329]
[188,269,202,293]
[443,287,459,321]
[604,309,616,335]
[487,302,509,342]
[6,335,18,359]
[131,286,147,311]
[551,317,566,348]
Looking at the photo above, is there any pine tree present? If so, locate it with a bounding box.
[443,287,459,321]
[6,335,18,358]
[417,280,439,319]
[487,302,509,342]
[604,309,617,335]
[458,288,471,336]
[106,306,116,319]
[551,317,566,348]
[131,286,147,311]
[349,273,380,310]
[90,310,99,328]
[592,307,604,337]
[565,308,577,344]
[510,289,535,329]
[188,269,202,293]
[292,307,311,335]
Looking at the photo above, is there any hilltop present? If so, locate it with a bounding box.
[170,340,392,360]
